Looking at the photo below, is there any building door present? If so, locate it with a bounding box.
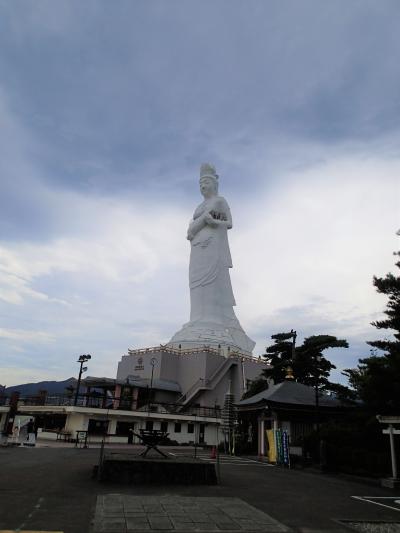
[199,423,205,444]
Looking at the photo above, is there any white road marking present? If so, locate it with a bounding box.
[204,461,273,466]
[243,456,269,463]
[199,454,272,463]
[16,496,44,531]
[170,452,274,466]
[352,495,400,512]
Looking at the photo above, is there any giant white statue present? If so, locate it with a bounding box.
[169,163,255,355]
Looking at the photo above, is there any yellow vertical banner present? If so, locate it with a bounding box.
[267,429,276,463]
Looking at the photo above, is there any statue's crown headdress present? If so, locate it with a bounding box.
[200,163,218,181]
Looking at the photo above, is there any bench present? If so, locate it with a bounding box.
[56,430,72,442]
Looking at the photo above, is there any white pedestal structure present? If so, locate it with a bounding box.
[169,321,255,357]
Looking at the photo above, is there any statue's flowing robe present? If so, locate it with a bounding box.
[188,196,237,325]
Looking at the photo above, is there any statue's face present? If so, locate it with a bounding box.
[200,177,216,198]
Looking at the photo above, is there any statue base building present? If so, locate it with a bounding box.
[117,345,265,409]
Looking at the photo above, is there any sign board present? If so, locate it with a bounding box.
[134,356,144,371]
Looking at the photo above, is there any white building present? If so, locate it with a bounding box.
[1,345,266,446]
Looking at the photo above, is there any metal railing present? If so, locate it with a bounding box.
[9,393,221,419]
[176,378,208,404]
[176,358,239,406]
[127,344,263,362]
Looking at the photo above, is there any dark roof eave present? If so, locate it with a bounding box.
[237,399,346,412]
[236,403,266,412]
[266,401,347,413]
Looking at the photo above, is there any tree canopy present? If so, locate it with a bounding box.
[262,331,349,390]
[262,330,297,384]
[242,376,269,399]
[344,240,400,413]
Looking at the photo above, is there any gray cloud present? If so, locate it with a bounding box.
[1,1,400,195]
[1,1,400,385]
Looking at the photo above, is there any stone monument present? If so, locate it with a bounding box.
[169,163,255,356]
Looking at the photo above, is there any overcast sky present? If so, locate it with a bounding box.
[0,1,399,387]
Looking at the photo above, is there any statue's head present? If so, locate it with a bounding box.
[199,163,218,197]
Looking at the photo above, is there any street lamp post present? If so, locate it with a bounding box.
[74,354,92,406]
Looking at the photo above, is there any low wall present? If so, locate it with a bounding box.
[98,453,217,484]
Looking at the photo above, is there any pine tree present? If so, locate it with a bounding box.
[262,331,297,383]
[242,376,269,399]
[295,335,348,388]
[263,332,348,389]
[344,237,400,413]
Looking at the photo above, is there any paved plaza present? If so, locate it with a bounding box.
[93,495,289,532]
[0,444,400,533]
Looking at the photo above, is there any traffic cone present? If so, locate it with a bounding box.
[210,446,216,459]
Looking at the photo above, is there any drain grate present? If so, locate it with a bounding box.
[339,520,400,532]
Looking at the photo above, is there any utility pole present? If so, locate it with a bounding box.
[314,354,322,435]
[290,330,297,363]
[284,330,297,380]
[147,357,157,414]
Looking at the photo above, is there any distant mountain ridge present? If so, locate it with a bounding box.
[4,378,77,396]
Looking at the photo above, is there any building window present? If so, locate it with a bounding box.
[187,423,194,434]
[34,414,66,431]
[116,421,134,436]
[174,422,181,433]
[160,421,168,432]
[88,419,109,435]
[145,420,153,431]
[291,421,314,442]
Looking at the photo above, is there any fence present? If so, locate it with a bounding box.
[7,393,221,419]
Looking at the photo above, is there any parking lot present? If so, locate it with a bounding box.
[0,444,399,532]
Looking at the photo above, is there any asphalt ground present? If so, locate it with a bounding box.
[0,444,399,533]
